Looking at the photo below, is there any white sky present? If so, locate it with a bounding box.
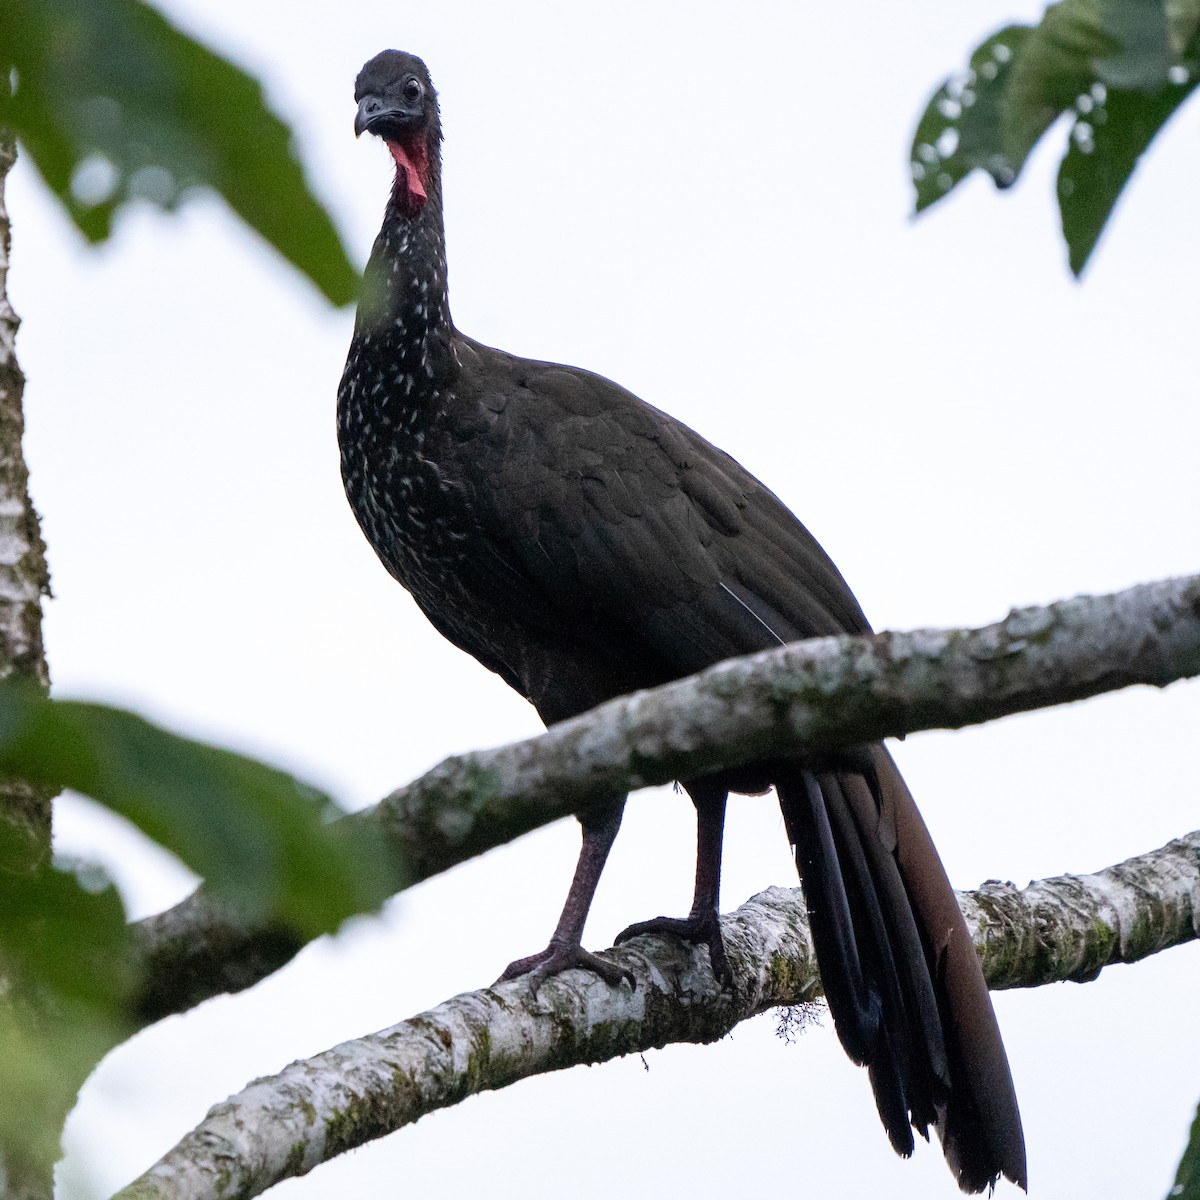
[8,0,1199,1196]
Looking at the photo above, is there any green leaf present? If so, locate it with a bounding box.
[1058,64,1199,272]
[1000,0,1181,171]
[1094,0,1176,88]
[911,27,1032,212]
[0,679,405,938]
[0,996,128,1179]
[1166,0,1200,57]
[0,829,134,1011]
[1000,1,1117,171]
[1171,1097,1200,1200]
[912,0,1200,273]
[0,828,135,1177]
[0,0,359,305]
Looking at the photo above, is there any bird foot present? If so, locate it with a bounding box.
[615,914,733,987]
[496,940,636,995]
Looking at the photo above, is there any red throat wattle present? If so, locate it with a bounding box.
[385,138,429,218]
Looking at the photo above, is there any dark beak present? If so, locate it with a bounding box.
[355,96,412,139]
[355,95,381,137]
[355,89,425,141]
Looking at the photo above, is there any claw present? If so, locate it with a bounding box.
[496,941,636,994]
[616,914,734,988]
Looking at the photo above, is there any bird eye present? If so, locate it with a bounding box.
[403,77,423,104]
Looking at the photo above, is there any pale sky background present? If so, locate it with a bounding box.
[8,0,1199,1197]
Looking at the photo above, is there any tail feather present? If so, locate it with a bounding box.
[782,769,881,1065]
[837,769,949,1112]
[819,768,942,1146]
[776,748,1027,1193]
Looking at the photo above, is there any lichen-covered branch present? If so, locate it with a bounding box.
[0,135,53,859]
[367,573,1200,879]
[129,573,1200,1023]
[0,133,56,1200]
[112,830,1200,1200]
[129,892,304,1024]
[0,141,50,688]
[962,828,1200,988]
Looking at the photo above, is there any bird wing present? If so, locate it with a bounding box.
[448,340,872,678]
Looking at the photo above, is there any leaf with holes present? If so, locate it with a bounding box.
[913,0,1200,274]
[1058,63,1199,272]
[1002,0,1179,171]
[911,27,1032,212]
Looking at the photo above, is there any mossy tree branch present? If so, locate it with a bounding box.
[0,134,53,859]
[112,830,1200,1200]
[130,573,1200,1023]
[0,133,56,1200]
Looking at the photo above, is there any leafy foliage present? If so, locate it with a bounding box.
[1173,1099,1200,1200]
[0,679,405,1178]
[0,679,404,938]
[0,838,133,1012]
[0,832,134,1175]
[912,0,1200,272]
[0,0,359,304]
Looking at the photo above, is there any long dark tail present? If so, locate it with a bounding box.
[776,747,1026,1193]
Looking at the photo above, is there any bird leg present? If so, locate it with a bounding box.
[615,788,732,986]
[496,800,635,991]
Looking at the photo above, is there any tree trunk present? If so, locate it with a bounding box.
[0,132,56,1200]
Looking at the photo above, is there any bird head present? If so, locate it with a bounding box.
[354,51,440,218]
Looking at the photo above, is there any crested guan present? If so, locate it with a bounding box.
[340,49,1026,1192]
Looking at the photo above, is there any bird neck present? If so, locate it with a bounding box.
[353,181,456,385]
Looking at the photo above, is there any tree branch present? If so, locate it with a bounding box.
[128,573,1200,1023]
[1,134,59,1200]
[112,830,1200,1200]
[0,134,53,860]
[129,892,304,1025]
[367,572,1200,876]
